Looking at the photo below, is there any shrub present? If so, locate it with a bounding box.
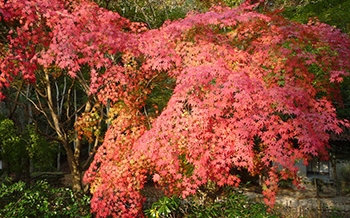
[0,180,91,218]
[145,190,279,218]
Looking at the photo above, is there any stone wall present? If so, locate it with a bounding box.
[274,195,350,218]
[244,183,350,218]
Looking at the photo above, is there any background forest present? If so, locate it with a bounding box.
[0,0,350,217]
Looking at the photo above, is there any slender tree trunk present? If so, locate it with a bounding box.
[26,85,35,174]
[331,155,339,195]
[57,145,61,171]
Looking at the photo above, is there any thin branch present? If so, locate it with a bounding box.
[44,69,65,140]
[24,91,56,130]
[143,106,152,129]
[66,79,75,119]
[8,80,24,119]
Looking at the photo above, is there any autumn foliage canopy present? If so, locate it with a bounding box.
[1,0,350,217]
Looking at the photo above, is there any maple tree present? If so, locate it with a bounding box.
[85,2,350,217]
[1,0,350,217]
[0,0,135,191]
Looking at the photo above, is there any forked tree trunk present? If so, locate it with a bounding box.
[44,70,84,192]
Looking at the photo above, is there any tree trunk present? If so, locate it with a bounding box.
[331,155,340,195]
[62,139,83,192]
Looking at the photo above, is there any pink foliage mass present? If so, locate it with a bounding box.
[1,0,350,217]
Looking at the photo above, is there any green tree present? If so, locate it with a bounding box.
[282,0,350,34]
[0,118,25,179]
[25,124,58,172]
[0,117,58,179]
